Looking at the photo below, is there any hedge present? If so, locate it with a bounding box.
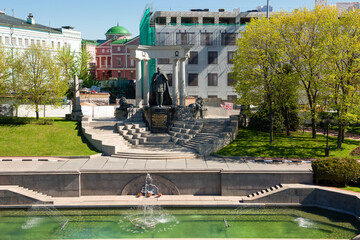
[312,157,360,186]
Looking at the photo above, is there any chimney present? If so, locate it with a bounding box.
[27,13,35,24]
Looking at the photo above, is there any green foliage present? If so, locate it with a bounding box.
[16,45,68,119]
[312,158,360,186]
[0,117,33,125]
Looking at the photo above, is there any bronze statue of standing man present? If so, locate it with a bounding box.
[149,67,172,107]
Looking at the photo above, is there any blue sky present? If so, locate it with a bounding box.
[3,0,341,40]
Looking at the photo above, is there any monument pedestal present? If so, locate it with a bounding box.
[143,106,176,133]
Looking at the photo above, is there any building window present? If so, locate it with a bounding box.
[188,73,198,86]
[11,37,16,45]
[51,41,54,48]
[18,38,23,45]
[176,32,195,45]
[118,71,121,79]
[5,37,10,45]
[117,47,121,51]
[227,73,236,86]
[0,36,2,44]
[25,39,29,46]
[117,57,121,67]
[188,51,198,64]
[102,49,105,53]
[228,51,235,64]
[208,73,218,86]
[221,33,237,45]
[130,71,134,79]
[155,17,166,25]
[208,95,218,98]
[200,33,213,46]
[203,17,215,24]
[208,51,218,64]
[227,95,237,101]
[37,39,41,45]
[156,32,170,45]
[31,39,35,45]
[42,40,46,46]
[158,58,170,64]
[171,17,177,24]
[167,73,173,87]
[57,42,61,48]
[130,59,134,66]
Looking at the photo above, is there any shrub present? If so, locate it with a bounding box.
[312,157,360,186]
[350,146,360,156]
[0,117,33,125]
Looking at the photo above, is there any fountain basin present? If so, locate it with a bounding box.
[0,207,359,239]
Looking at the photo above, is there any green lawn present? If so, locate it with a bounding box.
[0,118,99,156]
[339,186,360,193]
[215,128,360,159]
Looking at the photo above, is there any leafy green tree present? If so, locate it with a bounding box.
[278,7,330,139]
[78,42,94,87]
[324,8,360,149]
[232,16,287,143]
[0,45,11,94]
[17,45,67,119]
[56,45,77,81]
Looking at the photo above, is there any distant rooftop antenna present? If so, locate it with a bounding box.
[315,0,327,6]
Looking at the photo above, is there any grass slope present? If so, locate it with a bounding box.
[216,128,360,159]
[0,119,99,156]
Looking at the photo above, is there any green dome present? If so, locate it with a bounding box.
[105,26,131,36]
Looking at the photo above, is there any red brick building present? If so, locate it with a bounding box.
[95,25,139,81]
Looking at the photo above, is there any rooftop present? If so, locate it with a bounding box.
[105,25,131,36]
[0,13,61,34]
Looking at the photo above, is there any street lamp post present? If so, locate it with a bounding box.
[267,0,270,20]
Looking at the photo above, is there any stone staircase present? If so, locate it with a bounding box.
[0,185,53,204]
[117,122,173,146]
[169,120,203,145]
[246,184,284,199]
[81,117,132,155]
[112,150,198,160]
[182,119,231,151]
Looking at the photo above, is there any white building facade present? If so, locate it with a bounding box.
[0,12,81,53]
[149,9,263,101]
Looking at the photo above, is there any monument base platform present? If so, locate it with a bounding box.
[143,106,176,133]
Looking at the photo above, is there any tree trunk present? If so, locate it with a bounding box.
[269,103,274,144]
[35,104,39,120]
[337,124,343,149]
[311,108,317,139]
[285,106,291,136]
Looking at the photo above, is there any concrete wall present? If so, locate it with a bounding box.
[80,171,311,196]
[0,173,80,197]
[221,172,313,196]
[16,105,117,118]
[0,190,44,205]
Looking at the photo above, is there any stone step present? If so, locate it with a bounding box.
[0,185,53,203]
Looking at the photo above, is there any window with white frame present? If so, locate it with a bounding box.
[5,36,10,45]
[25,39,29,46]
[117,57,121,67]
[18,38,23,45]
[117,46,121,51]
[12,37,16,45]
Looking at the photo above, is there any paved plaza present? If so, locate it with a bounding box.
[0,155,312,173]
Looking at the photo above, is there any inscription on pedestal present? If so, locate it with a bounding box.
[150,108,169,133]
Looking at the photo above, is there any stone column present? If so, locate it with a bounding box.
[135,58,142,106]
[172,58,179,105]
[143,59,149,106]
[179,58,186,106]
[73,75,81,113]
[70,75,82,121]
